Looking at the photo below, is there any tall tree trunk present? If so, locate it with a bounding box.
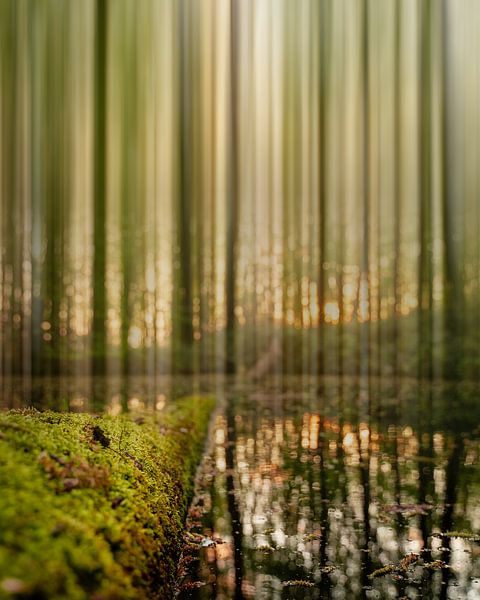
[120,9,135,379]
[361,0,371,373]
[317,0,330,377]
[440,0,462,379]
[173,0,193,374]
[92,0,108,376]
[418,0,434,381]
[225,0,238,375]
[393,0,402,376]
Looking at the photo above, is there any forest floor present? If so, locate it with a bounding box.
[0,396,215,600]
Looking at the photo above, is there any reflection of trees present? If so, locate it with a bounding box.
[439,433,464,600]
[318,414,331,596]
[418,382,434,567]
[226,400,244,599]
[208,381,479,599]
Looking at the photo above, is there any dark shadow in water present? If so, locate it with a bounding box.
[439,432,464,600]
[317,407,332,598]
[226,398,245,600]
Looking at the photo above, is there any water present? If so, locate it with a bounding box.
[177,376,480,600]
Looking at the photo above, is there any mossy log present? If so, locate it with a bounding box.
[0,396,215,599]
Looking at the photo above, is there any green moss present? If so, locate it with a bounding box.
[368,564,397,580]
[0,396,215,600]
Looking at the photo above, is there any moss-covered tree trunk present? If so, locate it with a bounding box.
[0,396,215,599]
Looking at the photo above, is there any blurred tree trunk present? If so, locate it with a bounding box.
[317,0,330,376]
[225,0,238,374]
[393,0,402,376]
[361,0,371,371]
[45,3,67,377]
[173,0,193,373]
[92,0,108,376]
[440,0,462,379]
[0,1,15,378]
[418,0,434,380]
[120,9,136,378]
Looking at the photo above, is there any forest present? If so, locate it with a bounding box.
[0,1,479,599]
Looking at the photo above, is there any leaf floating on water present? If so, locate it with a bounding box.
[368,565,397,580]
[371,555,418,580]
[442,531,480,541]
[283,580,315,588]
[424,560,449,571]
[320,565,336,574]
[399,553,420,571]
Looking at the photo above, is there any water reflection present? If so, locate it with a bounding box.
[179,375,480,600]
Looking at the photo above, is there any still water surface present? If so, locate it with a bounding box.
[1,375,479,599]
[178,376,480,600]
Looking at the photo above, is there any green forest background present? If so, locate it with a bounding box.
[0,0,479,381]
